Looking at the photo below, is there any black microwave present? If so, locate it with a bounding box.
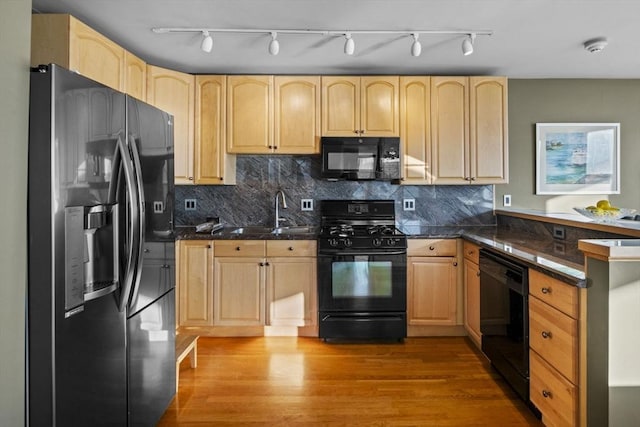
[320,137,401,181]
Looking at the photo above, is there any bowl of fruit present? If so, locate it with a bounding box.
[574,200,636,223]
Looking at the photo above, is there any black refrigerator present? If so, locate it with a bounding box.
[27,64,176,426]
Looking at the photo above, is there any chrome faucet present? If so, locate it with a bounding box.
[274,190,288,229]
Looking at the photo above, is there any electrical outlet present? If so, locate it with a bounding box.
[153,201,164,213]
[184,199,197,211]
[503,194,512,207]
[403,198,416,211]
[553,226,566,240]
[301,199,314,211]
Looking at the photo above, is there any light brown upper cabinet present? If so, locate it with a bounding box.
[431,76,508,184]
[400,76,432,184]
[124,51,146,101]
[146,65,195,185]
[226,75,274,154]
[195,75,236,184]
[321,76,399,137]
[31,14,126,92]
[274,76,321,154]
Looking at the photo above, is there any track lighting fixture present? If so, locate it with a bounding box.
[269,32,280,55]
[152,27,493,57]
[344,33,355,55]
[462,33,476,56]
[200,30,213,53]
[411,33,422,57]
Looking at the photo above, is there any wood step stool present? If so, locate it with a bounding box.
[175,334,199,392]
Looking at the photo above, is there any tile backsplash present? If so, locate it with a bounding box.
[175,155,495,227]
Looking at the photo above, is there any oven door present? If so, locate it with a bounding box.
[318,251,407,312]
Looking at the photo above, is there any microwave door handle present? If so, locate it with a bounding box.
[126,137,146,311]
[115,136,140,312]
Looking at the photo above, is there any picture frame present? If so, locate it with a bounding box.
[535,123,620,195]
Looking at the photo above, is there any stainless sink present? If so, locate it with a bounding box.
[271,225,316,235]
[229,226,274,235]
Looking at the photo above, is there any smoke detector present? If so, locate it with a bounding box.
[584,37,608,53]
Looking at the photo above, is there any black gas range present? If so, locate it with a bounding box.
[317,200,407,341]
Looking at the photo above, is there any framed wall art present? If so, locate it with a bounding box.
[535,123,620,194]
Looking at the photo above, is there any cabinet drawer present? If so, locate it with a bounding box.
[463,241,479,264]
[407,239,457,257]
[214,240,266,257]
[266,240,316,257]
[530,350,578,427]
[529,269,579,318]
[529,296,578,384]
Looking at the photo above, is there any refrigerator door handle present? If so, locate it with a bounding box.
[127,136,147,310]
[116,135,140,312]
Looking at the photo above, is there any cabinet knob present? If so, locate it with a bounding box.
[274,146,278,150]
[468,250,474,255]
[288,247,294,251]
[541,331,552,339]
[541,287,551,294]
[259,262,264,266]
[236,246,241,251]
[429,246,435,251]
[470,177,476,181]
[206,244,211,249]
[188,177,194,181]
[464,177,470,181]
[144,248,150,253]
[453,261,458,267]
[542,390,552,398]
[265,262,270,266]
[219,177,223,181]
[360,130,365,134]
[476,271,481,277]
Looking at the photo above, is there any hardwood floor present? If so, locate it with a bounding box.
[158,337,543,426]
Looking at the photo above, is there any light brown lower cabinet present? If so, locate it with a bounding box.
[407,239,459,327]
[528,269,581,427]
[178,239,316,335]
[178,240,214,326]
[462,241,481,348]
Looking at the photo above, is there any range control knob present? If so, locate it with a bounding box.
[328,238,339,247]
[388,238,396,246]
[372,238,383,247]
[343,238,353,247]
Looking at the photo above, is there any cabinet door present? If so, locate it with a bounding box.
[124,50,146,101]
[146,65,195,184]
[361,76,399,136]
[213,257,265,326]
[431,76,469,184]
[464,258,481,346]
[400,76,431,184]
[195,75,236,184]
[267,258,317,327]
[178,240,213,326]
[321,76,360,136]
[274,76,321,154]
[69,17,125,92]
[470,76,508,183]
[227,75,274,153]
[407,257,458,326]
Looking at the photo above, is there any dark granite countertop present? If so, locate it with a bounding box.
[176,224,585,287]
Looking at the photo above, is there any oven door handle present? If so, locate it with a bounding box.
[318,250,407,256]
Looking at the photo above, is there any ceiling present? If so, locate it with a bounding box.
[31,0,640,78]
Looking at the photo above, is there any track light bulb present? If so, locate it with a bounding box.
[201,31,213,53]
[269,32,280,55]
[411,33,422,57]
[344,33,355,55]
[462,33,475,56]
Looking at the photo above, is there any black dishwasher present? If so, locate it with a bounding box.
[479,249,529,402]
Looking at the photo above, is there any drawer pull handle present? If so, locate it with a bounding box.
[288,247,294,251]
[541,287,551,294]
[429,246,435,250]
[541,331,552,339]
[542,389,552,398]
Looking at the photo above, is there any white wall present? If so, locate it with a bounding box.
[0,1,31,425]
